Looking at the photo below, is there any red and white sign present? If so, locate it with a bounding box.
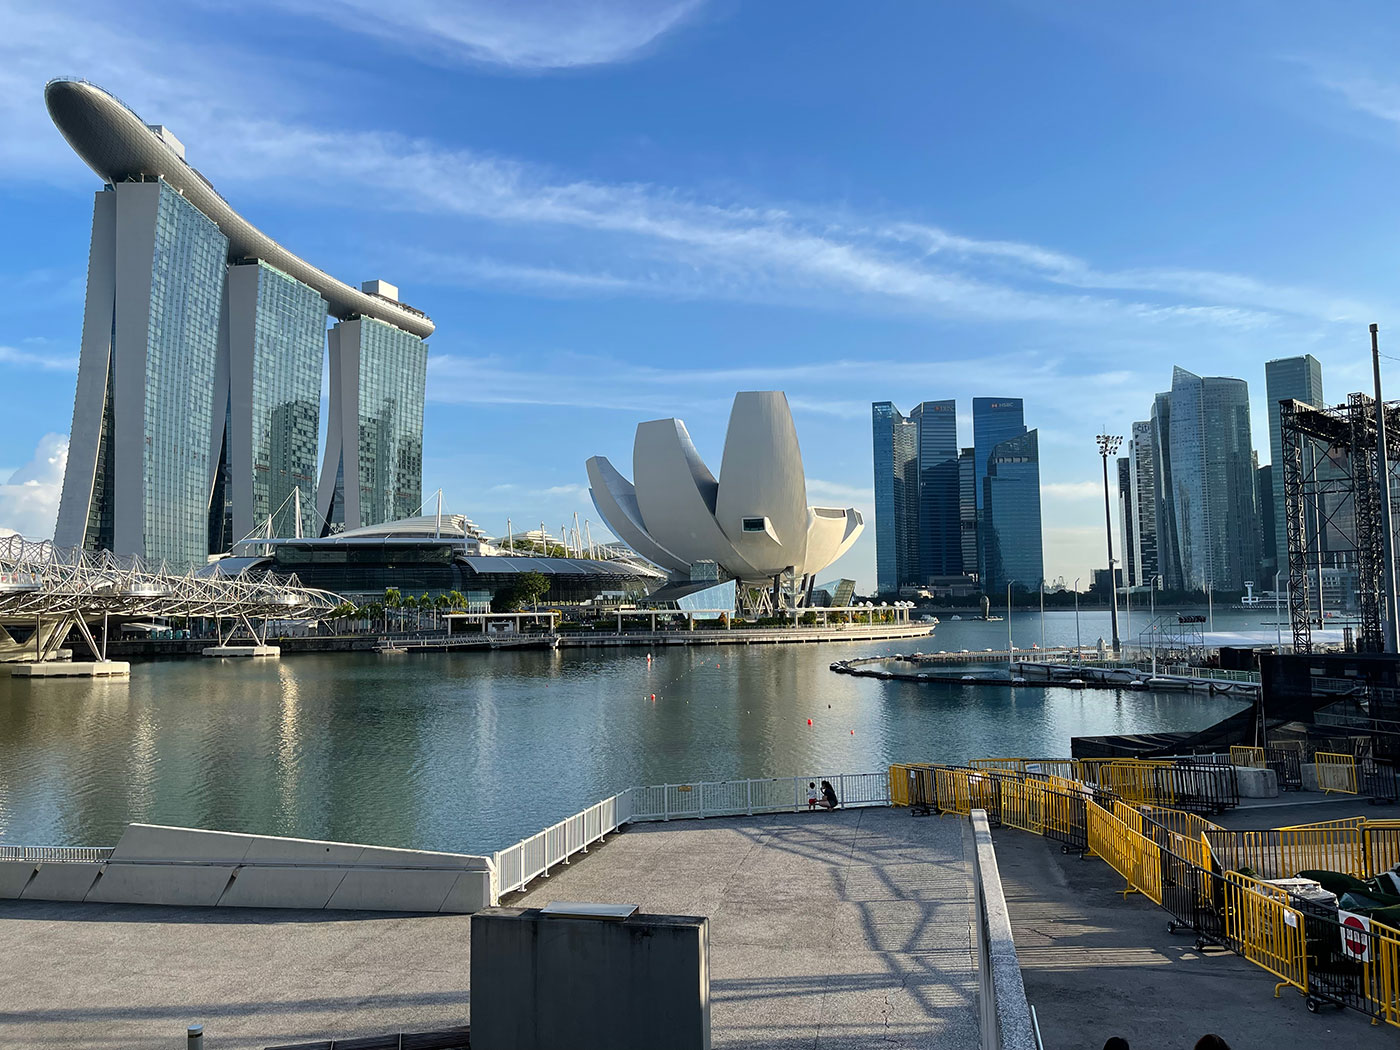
[1340,911,1372,962]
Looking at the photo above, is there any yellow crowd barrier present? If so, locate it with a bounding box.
[1230,745,1266,769]
[1086,801,1163,904]
[1223,872,1308,996]
[1316,752,1359,794]
[890,760,1400,1028]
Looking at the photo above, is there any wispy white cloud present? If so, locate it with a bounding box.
[1041,480,1102,501]
[0,433,67,540]
[260,0,703,71]
[0,345,77,371]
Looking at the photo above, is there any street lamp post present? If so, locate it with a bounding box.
[1073,576,1082,665]
[1096,433,1124,655]
[1007,580,1014,671]
[1274,570,1283,650]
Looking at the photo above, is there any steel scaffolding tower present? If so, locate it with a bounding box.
[1280,395,1400,653]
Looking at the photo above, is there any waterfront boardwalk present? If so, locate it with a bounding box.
[0,807,975,1049]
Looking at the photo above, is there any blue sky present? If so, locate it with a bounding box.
[3,0,1400,591]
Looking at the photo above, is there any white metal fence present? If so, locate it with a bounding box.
[492,771,890,901]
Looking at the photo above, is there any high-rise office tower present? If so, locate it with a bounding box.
[910,400,961,579]
[1125,420,1159,588]
[47,80,434,567]
[1117,456,1135,587]
[872,402,920,593]
[1257,464,1275,578]
[1264,355,1323,569]
[1166,367,1261,592]
[959,447,978,581]
[972,398,1028,583]
[981,430,1043,593]
[1150,392,1181,590]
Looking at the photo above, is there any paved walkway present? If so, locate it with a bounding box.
[515,806,978,1049]
[0,807,976,1049]
[995,814,1400,1050]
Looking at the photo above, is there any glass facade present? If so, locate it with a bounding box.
[1117,456,1135,585]
[972,398,1027,582]
[911,400,960,578]
[1151,392,1180,589]
[357,318,427,527]
[1167,367,1260,591]
[143,181,228,569]
[871,402,919,594]
[981,429,1043,593]
[249,262,324,538]
[1128,419,1158,587]
[959,447,977,580]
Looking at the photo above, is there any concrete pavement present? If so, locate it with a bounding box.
[513,806,979,1049]
[0,807,977,1049]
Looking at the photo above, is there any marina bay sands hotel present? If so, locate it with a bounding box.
[46,79,435,569]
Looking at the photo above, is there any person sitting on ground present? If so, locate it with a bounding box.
[1103,1038,1129,1050]
[817,780,839,809]
[1194,1036,1231,1050]
[807,782,820,809]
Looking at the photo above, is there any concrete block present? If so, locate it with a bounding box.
[440,870,494,913]
[355,845,491,870]
[1302,763,1320,792]
[471,907,709,1050]
[84,863,236,907]
[241,835,364,867]
[216,866,348,909]
[1234,766,1279,798]
[110,824,255,864]
[0,860,37,898]
[20,862,102,901]
[325,868,459,912]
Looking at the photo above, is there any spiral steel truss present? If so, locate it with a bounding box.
[0,534,340,662]
[1280,395,1400,654]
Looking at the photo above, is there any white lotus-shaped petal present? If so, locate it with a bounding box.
[587,391,864,582]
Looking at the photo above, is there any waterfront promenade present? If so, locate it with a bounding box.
[0,807,976,1048]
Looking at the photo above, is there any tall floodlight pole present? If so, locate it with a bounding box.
[1373,324,1400,653]
[1040,580,1045,651]
[1151,574,1161,675]
[1097,434,1124,655]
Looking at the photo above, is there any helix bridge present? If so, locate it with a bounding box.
[0,534,340,663]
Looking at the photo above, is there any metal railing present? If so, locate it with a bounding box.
[0,845,114,863]
[492,791,632,898]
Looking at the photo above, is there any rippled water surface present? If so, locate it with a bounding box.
[0,609,1253,853]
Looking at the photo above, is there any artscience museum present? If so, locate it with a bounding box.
[586,392,863,608]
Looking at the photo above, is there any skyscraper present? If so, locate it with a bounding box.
[1165,367,1261,592]
[972,398,1028,582]
[47,80,434,567]
[981,430,1043,593]
[1150,392,1181,590]
[910,400,960,579]
[872,402,920,593]
[1264,355,1324,571]
[1124,420,1159,588]
[1117,456,1135,587]
[319,314,429,532]
[959,447,978,581]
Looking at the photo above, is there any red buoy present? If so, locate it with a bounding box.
[807,718,813,726]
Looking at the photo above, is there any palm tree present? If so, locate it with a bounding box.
[384,588,403,632]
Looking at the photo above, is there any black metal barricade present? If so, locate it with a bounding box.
[1162,761,1240,813]
[1157,845,1229,949]
[1299,904,1387,1018]
[1266,747,1303,791]
[910,766,935,816]
[1362,759,1399,804]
